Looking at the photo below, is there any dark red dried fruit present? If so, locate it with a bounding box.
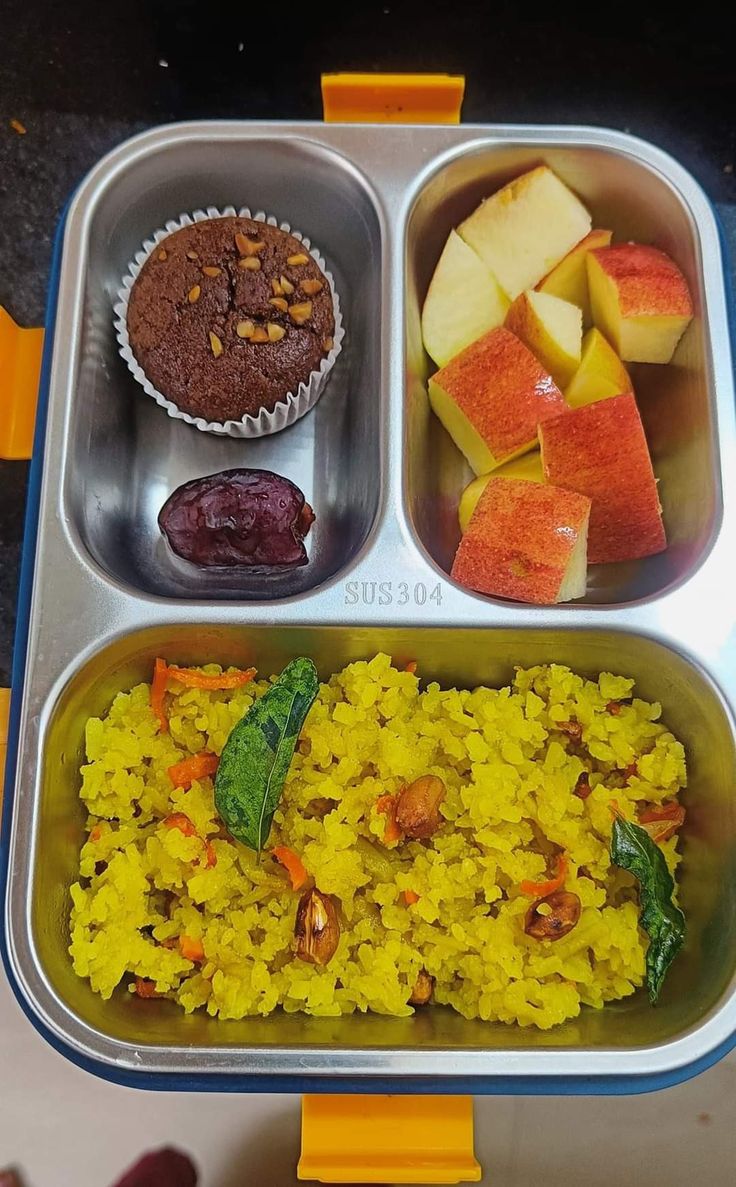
[159,468,314,567]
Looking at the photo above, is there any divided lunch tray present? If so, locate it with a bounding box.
[2,110,736,1100]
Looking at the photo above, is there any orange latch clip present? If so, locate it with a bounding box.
[321,73,465,125]
[0,305,44,460]
[0,687,10,805]
[298,1094,481,1183]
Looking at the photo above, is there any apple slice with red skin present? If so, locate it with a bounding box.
[539,392,666,564]
[451,477,591,604]
[428,326,568,475]
[458,451,544,533]
[587,243,693,364]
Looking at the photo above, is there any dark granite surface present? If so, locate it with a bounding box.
[0,1,734,684]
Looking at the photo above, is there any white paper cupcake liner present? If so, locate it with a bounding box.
[113,205,344,437]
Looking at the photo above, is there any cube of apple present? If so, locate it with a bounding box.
[428,326,567,475]
[458,452,544,533]
[451,477,591,604]
[505,289,582,387]
[587,244,693,363]
[421,230,510,367]
[538,393,666,564]
[564,328,632,408]
[458,165,592,299]
[536,228,612,325]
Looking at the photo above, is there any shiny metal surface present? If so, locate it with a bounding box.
[66,137,384,599]
[405,143,720,605]
[5,122,736,1084]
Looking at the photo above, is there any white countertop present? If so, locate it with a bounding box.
[1,969,735,1187]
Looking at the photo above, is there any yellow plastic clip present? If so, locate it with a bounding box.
[0,305,44,460]
[298,1094,481,1183]
[321,73,465,125]
[0,688,10,806]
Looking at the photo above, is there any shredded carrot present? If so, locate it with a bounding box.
[608,799,622,819]
[273,846,309,891]
[163,812,198,837]
[520,852,568,897]
[89,824,103,843]
[10,119,27,135]
[165,664,257,690]
[376,794,403,845]
[640,802,683,823]
[201,840,217,869]
[134,978,161,999]
[179,935,205,962]
[405,661,418,674]
[403,889,420,906]
[151,657,255,731]
[168,751,219,788]
[151,657,170,733]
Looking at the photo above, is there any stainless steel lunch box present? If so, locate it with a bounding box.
[2,121,735,1093]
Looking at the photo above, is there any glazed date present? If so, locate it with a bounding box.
[158,468,314,567]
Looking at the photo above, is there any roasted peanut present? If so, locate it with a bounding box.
[573,773,591,800]
[557,720,582,741]
[409,969,435,1006]
[525,891,581,942]
[395,775,446,839]
[295,888,340,966]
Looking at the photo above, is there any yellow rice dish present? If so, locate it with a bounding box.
[69,654,686,1029]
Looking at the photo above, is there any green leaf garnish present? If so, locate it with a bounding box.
[610,815,685,1004]
[214,657,319,852]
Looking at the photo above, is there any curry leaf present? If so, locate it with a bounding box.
[214,657,319,852]
[610,815,686,1004]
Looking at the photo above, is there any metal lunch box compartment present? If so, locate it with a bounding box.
[9,623,736,1084]
[404,140,723,606]
[3,121,736,1092]
[64,134,384,601]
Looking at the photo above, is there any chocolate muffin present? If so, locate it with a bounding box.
[125,217,336,423]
